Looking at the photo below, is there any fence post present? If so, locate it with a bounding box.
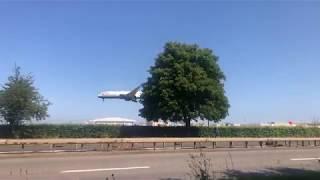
[229,141,232,148]
[314,140,317,147]
[288,141,291,147]
[194,142,196,149]
[245,141,248,148]
[153,142,156,151]
[259,141,263,148]
[21,144,24,152]
[302,141,305,147]
[212,142,216,149]
[50,144,54,152]
[131,143,134,150]
[163,142,165,149]
[174,142,176,150]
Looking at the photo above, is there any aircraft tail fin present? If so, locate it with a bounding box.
[127,85,141,97]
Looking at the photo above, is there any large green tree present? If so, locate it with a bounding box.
[140,42,229,127]
[0,66,51,126]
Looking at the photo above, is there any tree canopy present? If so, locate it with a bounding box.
[0,66,51,126]
[139,42,229,127]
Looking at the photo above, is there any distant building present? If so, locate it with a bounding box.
[260,121,296,127]
[146,120,184,127]
[86,117,136,126]
[213,122,241,127]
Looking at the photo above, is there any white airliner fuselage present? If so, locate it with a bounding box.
[98,86,142,102]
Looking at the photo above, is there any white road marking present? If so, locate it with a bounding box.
[60,166,150,173]
[0,150,83,154]
[290,158,320,161]
[0,151,33,154]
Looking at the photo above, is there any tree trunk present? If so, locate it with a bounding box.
[185,119,191,128]
[9,124,15,138]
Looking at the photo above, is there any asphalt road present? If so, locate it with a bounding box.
[1,148,320,180]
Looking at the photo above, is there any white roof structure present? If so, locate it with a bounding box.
[86,117,136,126]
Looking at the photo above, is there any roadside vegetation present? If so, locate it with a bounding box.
[140,42,229,127]
[0,66,50,133]
[1,125,320,138]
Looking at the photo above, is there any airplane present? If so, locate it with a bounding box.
[98,86,142,102]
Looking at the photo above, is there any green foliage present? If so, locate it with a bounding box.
[0,66,51,126]
[0,124,120,138]
[210,126,313,137]
[140,42,229,127]
[0,125,320,138]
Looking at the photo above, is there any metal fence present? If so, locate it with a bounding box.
[1,138,320,153]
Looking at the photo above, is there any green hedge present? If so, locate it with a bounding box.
[0,125,120,138]
[0,125,320,138]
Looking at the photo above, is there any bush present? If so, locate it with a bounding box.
[0,124,120,138]
[0,125,320,138]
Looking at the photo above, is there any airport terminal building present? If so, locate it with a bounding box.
[86,117,136,126]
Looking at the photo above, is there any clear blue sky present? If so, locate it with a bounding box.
[0,1,319,124]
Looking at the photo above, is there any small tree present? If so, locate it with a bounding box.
[0,66,51,126]
[140,42,229,127]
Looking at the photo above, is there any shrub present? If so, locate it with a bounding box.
[0,125,320,138]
